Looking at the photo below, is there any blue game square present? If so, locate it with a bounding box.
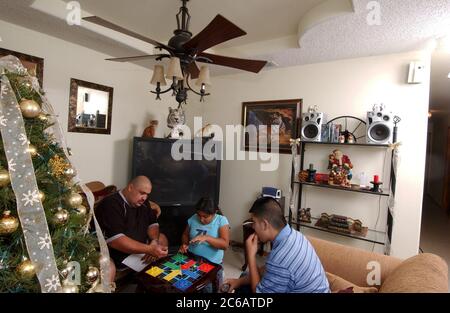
[182,270,200,279]
[173,279,192,291]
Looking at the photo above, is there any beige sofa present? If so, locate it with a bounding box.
[308,236,448,293]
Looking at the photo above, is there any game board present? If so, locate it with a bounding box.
[144,253,217,292]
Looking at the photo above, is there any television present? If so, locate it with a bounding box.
[131,137,221,207]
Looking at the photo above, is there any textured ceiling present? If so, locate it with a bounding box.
[1,0,450,77]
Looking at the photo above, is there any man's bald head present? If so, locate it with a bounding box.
[124,176,152,207]
[129,176,152,189]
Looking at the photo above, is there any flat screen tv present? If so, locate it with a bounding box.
[131,137,221,207]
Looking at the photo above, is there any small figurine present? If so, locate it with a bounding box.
[298,170,308,183]
[142,120,159,138]
[319,213,330,225]
[338,135,346,143]
[353,219,363,233]
[347,134,355,144]
[299,208,312,223]
[306,164,316,183]
[195,123,215,138]
[167,106,186,139]
[328,149,353,187]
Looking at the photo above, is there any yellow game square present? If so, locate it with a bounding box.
[146,266,164,277]
[163,269,181,281]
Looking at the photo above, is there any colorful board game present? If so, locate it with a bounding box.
[145,253,217,291]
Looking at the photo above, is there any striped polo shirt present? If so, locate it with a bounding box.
[256,225,330,293]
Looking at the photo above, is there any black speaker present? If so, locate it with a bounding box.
[366,109,394,144]
[301,112,326,142]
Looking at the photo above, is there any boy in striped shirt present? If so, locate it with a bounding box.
[226,197,330,293]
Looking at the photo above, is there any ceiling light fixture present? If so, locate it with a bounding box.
[83,0,267,106]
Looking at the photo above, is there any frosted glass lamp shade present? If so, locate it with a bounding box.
[150,65,167,86]
[196,66,211,86]
[166,57,184,80]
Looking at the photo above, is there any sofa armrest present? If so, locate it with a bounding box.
[379,253,448,293]
[307,236,402,287]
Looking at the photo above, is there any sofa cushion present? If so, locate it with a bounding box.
[326,272,378,293]
[379,253,448,293]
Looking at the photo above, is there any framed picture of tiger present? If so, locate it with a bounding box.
[241,99,302,154]
[0,47,44,87]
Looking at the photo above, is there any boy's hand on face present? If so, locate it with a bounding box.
[245,233,259,257]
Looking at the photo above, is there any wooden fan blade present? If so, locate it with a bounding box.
[186,62,200,79]
[105,54,168,62]
[183,15,246,53]
[198,52,267,73]
[83,16,173,52]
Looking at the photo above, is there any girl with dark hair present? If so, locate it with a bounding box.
[179,197,230,292]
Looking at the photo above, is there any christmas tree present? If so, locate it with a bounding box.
[0,55,110,293]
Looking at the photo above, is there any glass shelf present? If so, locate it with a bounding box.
[301,141,390,148]
[294,181,390,197]
[290,217,386,245]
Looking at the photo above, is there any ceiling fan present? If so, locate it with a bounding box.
[83,0,267,105]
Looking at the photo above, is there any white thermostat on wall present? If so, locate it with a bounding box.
[408,61,426,84]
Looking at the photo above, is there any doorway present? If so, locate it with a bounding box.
[419,48,450,289]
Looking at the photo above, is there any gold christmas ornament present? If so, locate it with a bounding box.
[49,155,70,179]
[0,169,10,187]
[64,167,77,178]
[26,144,38,157]
[67,193,83,208]
[16,258,36,279]
[52,208,69,225]
[62,284,79,293]
[86,266,99,284]
[38,114,49,122]
[38,191,46,202]
[0,211,19,235]
[75,205,87,216]
[19,99,41,118]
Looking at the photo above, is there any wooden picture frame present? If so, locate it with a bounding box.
[0,47,44,87]
[68,78,114,135]
[242,99,302,154]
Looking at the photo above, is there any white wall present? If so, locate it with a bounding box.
[0,20,201,188]
[203,51,431,259]
[1,20,431,258]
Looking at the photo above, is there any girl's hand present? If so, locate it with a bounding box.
[179,244,189,253]
[189,235,208,244]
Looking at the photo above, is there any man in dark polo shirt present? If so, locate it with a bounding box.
[95,176,168,282]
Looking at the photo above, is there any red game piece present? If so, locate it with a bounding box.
[198,263,214,273]
[181,260,196,270]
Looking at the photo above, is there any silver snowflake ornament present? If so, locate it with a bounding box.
[21,190,40,207]
[44,275,61,292]
[37,234,52,250]
[18,133,29,146]
[0,115,7,127]
[8,159,16,172]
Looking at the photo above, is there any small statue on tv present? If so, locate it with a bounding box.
[328,149,353,187]
[142,120,159,138]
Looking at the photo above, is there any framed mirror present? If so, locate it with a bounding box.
[68,78,113,135]
[0,47,44,87]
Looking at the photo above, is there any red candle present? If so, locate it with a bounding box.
[374,175,379,183]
